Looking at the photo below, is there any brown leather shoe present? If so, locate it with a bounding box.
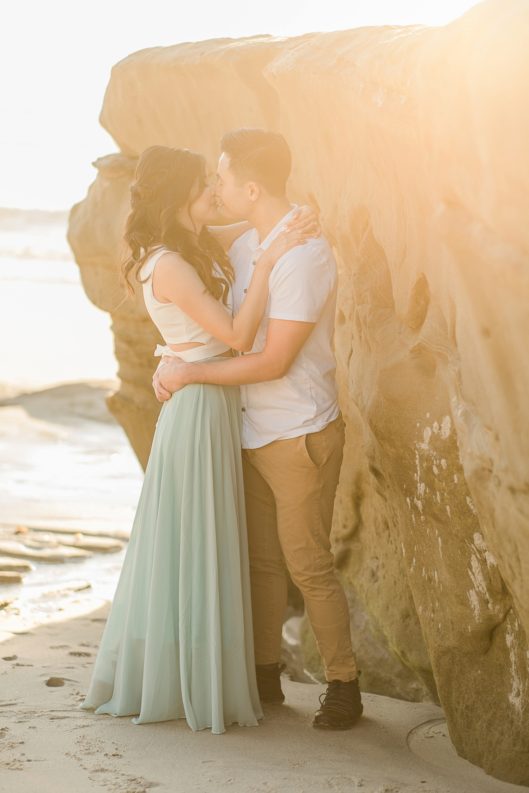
[312,678,363,730]
[256,663,285,704]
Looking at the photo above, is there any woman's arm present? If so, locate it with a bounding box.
[207,205,320,252]
[152,229,306,352]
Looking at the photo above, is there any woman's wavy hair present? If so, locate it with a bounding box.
[122,145,234,304]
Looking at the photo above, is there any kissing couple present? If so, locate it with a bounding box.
[81,128,362,734]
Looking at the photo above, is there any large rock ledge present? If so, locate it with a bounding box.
[68,0,529,784]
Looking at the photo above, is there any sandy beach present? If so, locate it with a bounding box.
[0,603,523,793]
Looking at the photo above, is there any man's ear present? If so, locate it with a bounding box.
[247,181,261,202]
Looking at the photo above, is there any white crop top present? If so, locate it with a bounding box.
[140,246,233,363]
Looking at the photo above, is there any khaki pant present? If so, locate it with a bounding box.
[242,414,358,682]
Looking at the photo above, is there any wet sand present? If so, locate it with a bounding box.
[0,380,142,634]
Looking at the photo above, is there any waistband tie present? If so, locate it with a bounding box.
[153,341,232,363]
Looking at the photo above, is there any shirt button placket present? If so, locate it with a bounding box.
[241,275,250,355]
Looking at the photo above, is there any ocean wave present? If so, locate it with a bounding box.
[0,206,69,226]
[0,206,71,261]
[0,246,73,262]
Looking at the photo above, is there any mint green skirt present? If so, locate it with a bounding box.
[81,375,263,733]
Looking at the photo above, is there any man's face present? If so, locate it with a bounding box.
[215,152,255,220]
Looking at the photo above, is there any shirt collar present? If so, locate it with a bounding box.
[248,204,299,254]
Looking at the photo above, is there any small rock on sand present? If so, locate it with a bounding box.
[46,677,65,687]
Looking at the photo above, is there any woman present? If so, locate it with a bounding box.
[80,145,316,734]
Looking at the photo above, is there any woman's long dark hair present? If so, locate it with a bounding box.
[122,145,234,304]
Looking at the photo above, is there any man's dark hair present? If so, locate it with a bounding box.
[220,128,292,197]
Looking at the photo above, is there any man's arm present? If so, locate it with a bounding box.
[155,319,315,398]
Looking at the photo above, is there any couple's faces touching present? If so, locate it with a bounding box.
[179,152,259,232]
[214,152,259,221]
[176,171,217,233]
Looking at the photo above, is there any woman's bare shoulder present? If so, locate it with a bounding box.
[155,250,196,277]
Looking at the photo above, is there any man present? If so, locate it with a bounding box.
[153,128,362,730]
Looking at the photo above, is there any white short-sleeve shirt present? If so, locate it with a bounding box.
[229,205,340,449]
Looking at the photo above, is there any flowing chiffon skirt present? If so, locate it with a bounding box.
[80,375,263,734]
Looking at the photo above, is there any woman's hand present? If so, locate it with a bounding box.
[284,204,321,238]
[255,223,315,270]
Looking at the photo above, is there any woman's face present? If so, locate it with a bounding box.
[186,173,218,230]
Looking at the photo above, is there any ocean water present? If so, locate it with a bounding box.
[0,208,118,389]
[0,208,143,631]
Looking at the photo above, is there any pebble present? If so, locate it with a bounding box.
[45,677,65,687]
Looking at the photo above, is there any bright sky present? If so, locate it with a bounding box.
[1,0,480,210]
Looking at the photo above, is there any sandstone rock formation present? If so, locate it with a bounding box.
[67,0,529,783]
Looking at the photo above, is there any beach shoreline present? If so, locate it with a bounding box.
[0,377,143,635]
